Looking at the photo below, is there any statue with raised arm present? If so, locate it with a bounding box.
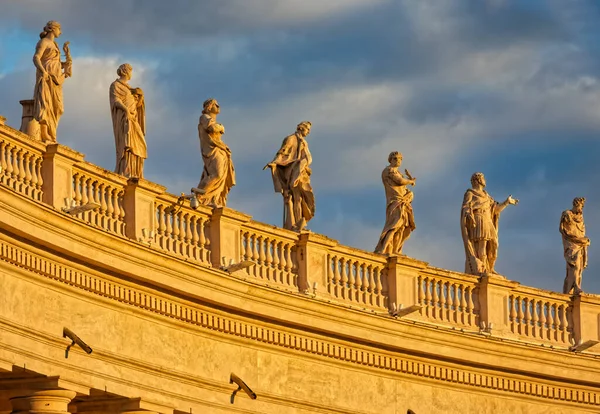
[32,20,72,142]
[264,122,314,231]
[374,151,416,255]
[560,197,590,295]
[109,63,147,179]
[192,98,235,207]
[460,172,518,276]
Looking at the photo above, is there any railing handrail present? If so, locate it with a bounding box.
[72,160,128,188]
[0,124,47,154]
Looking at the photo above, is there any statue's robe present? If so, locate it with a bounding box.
[196,114,235,207]
[269,133,314,230]
[560,210,587,294]
[109,79,147,178]
[460,188,500,275]
[33,40,71,142]
[374,166,415,255]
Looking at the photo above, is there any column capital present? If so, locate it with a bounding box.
[10,389,76,414]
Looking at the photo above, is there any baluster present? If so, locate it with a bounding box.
[559,304,567,343]
[539,301,547,340]
[10,146,18,179]
[549,303,557,342]
[177,211,186,255]
[248,234,258,276]
[5,144,14,179]
[347,262,356,301]
[35,158,43,191]
[199,217,208,261]
[91,181,100,224]
[72,173,82,205]
[331,257,341,297]
[375,267,384,308]
[351,261,360,302]
[339,258,348,299]
[516,297,524,335]
[23,153,32,186]
[272,240,281,283]
[452,285,460,323]
[106,186,114,218]
[81,178,89,205]
[242,231,251,261]
[98,183,107,212]
[117,190,126,234]
[181,213,190,256]
[431,279,439,319]
[467,286,476,326]
[417,275,424,307]
[524,298,532,336]
[17,149,26,186]
[30,155,38,194]
[257,236,265,274]
[156,205,166,248]
[165,207,174,252]
[264,237,273,280]
[443,282,451,322]
[360,263,368,304]
[0,142,7,181]
[509,295,517,333]
[531,299,539,338]
[284,242,293,275]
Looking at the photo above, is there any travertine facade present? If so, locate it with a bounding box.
[1,119,600,414]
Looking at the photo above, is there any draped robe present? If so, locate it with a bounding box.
[269,133,315,230]
[196,114,235,207]
[560,210,588,294]
[33,40,71,142]
[109,79,147,178]
[374,166,415,255]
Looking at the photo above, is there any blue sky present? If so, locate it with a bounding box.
[2,0,600,294]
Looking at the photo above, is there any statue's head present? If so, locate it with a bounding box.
[573,197,586,213]
[296,121,312,137]
[40,21,61,39]
[203,98,220,115]
[117,63,133,80]
[471,172,486,188]
[388,151,403,167]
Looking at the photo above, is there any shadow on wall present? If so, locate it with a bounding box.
[408,410,416,414]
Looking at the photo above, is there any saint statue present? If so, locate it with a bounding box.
[32,20,72,142]
[374,151,416,255]
[109,63,147,179]
[460,172,518,276]
[560,197,590,295]
[192,98,235,207]
[264,122,315,231]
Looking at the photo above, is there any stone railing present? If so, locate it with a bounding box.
[239,220,299,289]
[71,162,128,237]
[326,245,388,311]
[508,286,572,345]
[154,193,212,265]
[1,118,599,351]
[0,124,45,202]
[416,268,480,328]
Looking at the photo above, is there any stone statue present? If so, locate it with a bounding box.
[264,122,315,231]
[560,197,590,295]
[192,98,235,207]
[109,63,147,179]
[32,20,72,142]
[460,172,518,276]
[374,151,416,255]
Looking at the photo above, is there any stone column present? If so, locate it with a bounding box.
[209,207,252,268]
[386,255,428,313]
[478,275,519,336]
[122,178,166,241]
[296,232,337,296]
[571,294,600,346]
[41,144,85,210]
[10,390,76,414]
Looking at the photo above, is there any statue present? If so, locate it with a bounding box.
[264,122,315,231]
[32,20,72,142]
[192,98,235,207]
[460,172,518,276]
[109,63,147,179]
[560,197,590,295]
[374,151,416,255]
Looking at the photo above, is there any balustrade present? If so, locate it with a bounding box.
[0,127,45,201]
[155,194,212,264]
[71,163,127,236]
[417,271,479,327]
[327,246,388,310]
[508,287,572,345]
[240,222,298,288]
